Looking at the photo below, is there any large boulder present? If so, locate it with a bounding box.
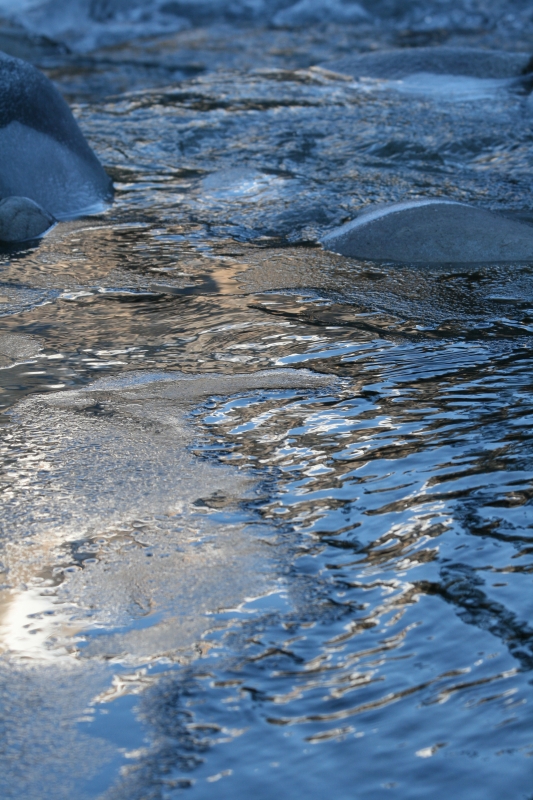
[322,200,533,263]
[0,51,113,219]
[321,47,532,80]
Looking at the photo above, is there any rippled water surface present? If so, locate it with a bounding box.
[2,1,533,798]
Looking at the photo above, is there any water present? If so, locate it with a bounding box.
[1,1,533,798]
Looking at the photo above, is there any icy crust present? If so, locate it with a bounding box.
[1,368,333,539]
[0,333,41,365]
[0,369,337,794]
[0,52,112,219]
[0,369,335,661]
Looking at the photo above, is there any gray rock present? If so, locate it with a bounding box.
[273,0,370,27]
[0,51,113,219]
[322,200,533,264]
[0,195,54,242]
[321,47,532,80]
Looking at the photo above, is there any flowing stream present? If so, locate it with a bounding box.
[1,2,533,798]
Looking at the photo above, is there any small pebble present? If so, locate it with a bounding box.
[0,195,55,242]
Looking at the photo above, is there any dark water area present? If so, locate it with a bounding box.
[2,1,533,798]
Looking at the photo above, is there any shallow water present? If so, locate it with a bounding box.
[2,2,533,798]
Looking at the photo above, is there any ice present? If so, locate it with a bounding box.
[390,73,513,102]
[0,53,113,218]
[1,368,331,542]
[0,661,112,799]
[0,368,334,794]
[0,368,334,659]
[0,286,59,318]
[0,332,41,366]
[201,168,288,201]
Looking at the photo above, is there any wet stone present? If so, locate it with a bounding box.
[322,200,533,263]
[322,46,533,80]
[0,195,54,242]
[273,0,370,27]
[0,51,113,218]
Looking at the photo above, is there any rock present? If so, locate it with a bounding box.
[0,18,66,62]
[321,47,532,80]
[322,200,533,263]
[273,0,370,27]
[0,51,113,219]
[0,195,54,242]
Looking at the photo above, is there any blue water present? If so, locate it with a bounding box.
[1,1,533,798]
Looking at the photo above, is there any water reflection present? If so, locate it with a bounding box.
[2,7,533,798]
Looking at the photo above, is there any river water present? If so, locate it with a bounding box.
[1,1,533,798]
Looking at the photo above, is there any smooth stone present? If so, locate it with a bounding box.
[322,200,533,264]
[0,51,113,219]
[321,47,532,80]
[0,195,54,242]
[273,0,370,27]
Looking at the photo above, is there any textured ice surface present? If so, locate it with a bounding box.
[388,73,515,101]
[0,369,335,659]
[0,52,112,218]
[0,285,59,317]
[0,368,332,541]
[0,661,112,800]
[0,332,41,366]
[0,368,334,794]
[322,200,533,263]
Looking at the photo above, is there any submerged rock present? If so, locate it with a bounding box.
[0,51,113,219]
[0,195,54,242]
[273,0,370,27]
[322,200,533,263]
[322,47,532,80]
